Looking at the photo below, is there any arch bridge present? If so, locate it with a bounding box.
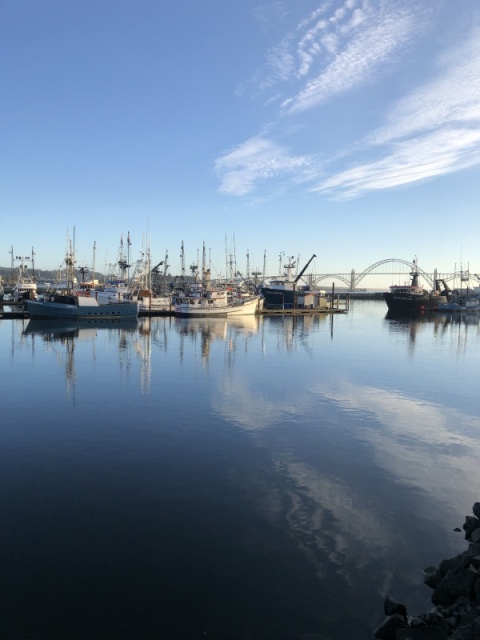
[296,259,458,290]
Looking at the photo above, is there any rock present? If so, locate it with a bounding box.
[473,617,480,640]
[474,577,480,604]
[373,502,480,639]
[373,613,408,639]
[384,595,408,620]
[450,624,476,640]
[396,627,448,639]
[440,552,475,576]
[432,569,478,606]
[471,530,480,544]
[424,566,444,589]
[464,517,480,540]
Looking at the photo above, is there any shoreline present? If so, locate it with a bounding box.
[374,502,480,639]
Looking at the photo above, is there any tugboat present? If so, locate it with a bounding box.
[384,259,450,312]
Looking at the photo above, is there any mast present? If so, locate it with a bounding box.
[10,246,14,284]
[225,234,228,284]
[92,241,96,288]
[127,232,131,284]
[180,241,185,283]
[164,250,169,278]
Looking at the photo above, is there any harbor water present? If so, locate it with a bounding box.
[1,301,479,640]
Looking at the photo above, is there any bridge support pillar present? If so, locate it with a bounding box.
[350,269,355,291]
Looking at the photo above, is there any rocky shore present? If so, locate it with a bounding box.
[374,502,480,639]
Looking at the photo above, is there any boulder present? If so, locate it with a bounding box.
[425,566,444,589]
[463,517,480,540]
[396,627,448,639]
[432,569,478,606]
[373,613,408,639]
[440,553,475,577]
[384,595,407,620]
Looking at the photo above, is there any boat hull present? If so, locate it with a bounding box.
[260,287,325,309]
[175,297,262,317]
[25,298,138,319]
[261,287,295,307]
[383,292,448,312]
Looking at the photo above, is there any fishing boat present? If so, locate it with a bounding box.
[260,254,325,309]
[24,292,138,319]
[384,260,450,312]
[174,270,263,317]
[12,258,37,301]
[24,234,138,320]
[438,292,480,313]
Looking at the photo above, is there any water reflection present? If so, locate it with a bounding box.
[385,309,480,354]
[173,316,262,366]
[3,303,480,639]
[23,317,138,338]
[22,318,140,402]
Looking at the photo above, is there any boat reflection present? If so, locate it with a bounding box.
[385,309,479,353]
[23,317,138,339]
[173,316,263,365]
[22,318,141,403]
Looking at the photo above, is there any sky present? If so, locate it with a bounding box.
[1,0,479,288]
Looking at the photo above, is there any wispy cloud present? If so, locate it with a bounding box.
[283,1,423,113]
[313,128,480,198]
[219,2,480,199]
[368,32,480,146]
[215,136,316,196]
[314,28,480,197]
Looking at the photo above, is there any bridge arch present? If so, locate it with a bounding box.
[308,258,438,290]
[311,273,352,287]
[354,258,434,289]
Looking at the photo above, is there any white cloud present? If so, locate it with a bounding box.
[369,32,480,145]
[318,380,480,513]
[215,136,315,196]
[284,4,420,114]
[222,2,480,200]
[312,127,480,198]
[314,27,480,198]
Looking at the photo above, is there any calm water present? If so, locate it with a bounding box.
[1,301,479,640]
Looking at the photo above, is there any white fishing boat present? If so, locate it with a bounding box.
[12,257,37,301]
[174,270,263,317]
[136,290,172,313]
[96,278,131,304]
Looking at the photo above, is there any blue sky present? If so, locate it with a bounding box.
[1,0,479,286]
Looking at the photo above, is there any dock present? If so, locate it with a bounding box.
[0,299,349,320]
[260,307,347,315]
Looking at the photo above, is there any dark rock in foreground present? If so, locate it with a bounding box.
[373,502,480,639]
